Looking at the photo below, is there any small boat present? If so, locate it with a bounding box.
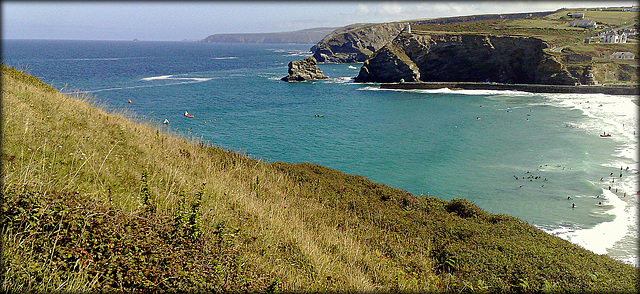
[128,99,132,103]
[163,119,169,124]
[184,111,194,118]
[600,134,611,137]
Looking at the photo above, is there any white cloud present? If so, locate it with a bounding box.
[375,2,405,16]
[355,4,372,16]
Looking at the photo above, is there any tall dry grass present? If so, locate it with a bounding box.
[1,65,438,291]
[3,65,637,292]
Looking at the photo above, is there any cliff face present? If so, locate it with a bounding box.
[311,23,406,63]
[311,11,555,63]
[355,32,577,85]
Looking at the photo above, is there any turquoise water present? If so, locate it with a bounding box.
[3,40,637,265]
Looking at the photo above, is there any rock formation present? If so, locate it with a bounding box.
[311,11,555,63]
[281,57,328,82]
[355,31,578,85]
[311,23,406,63]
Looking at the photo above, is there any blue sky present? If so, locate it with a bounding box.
[3,1,636,41]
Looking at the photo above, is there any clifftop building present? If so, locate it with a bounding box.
[569,19,596,29]
[602,31,628,43]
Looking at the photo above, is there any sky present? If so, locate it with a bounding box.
[3,1,637,41]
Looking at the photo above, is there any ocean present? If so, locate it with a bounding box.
[3,39,637,266]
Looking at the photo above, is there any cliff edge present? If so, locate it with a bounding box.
[311,11,555,63]
[355,31,577,85]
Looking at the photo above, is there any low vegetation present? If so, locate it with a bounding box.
[2,64,638,292]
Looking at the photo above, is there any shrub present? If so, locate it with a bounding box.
[445,198,487,219]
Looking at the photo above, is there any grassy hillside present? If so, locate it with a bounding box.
[413,8,638,46]
[2,65,638,292]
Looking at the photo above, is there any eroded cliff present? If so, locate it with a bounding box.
[355,31,577,85]
[311,23,407,63]
[311,11,555,63]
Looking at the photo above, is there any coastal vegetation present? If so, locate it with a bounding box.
[2,64,639,292]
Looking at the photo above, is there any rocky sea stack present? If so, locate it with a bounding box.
[281,56,328,82]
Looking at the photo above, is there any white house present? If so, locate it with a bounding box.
[609,52,635,59]
[569,19,597,28]
[602,32,627,43]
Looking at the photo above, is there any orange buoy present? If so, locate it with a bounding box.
[128,99,132,103]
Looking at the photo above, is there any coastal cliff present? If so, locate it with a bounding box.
[202,27,337,44]
[311,11,555,63]
[311,23,406,63]
[355,31,577,85]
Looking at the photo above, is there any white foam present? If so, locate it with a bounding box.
[556,189,633,255]
[141,75,212,83]
[539,93,638,264]
[356,86,385,91]
[285,52,313,57]
[212,56,238,60]
[325,77,354,84]
[84,75,212,93]
[141,75,173,81]
[356,86,533,96]
[348,65,358,69]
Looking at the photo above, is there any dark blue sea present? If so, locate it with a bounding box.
[3,39,637,265]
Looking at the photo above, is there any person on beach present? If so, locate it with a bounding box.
[572,203,576,208]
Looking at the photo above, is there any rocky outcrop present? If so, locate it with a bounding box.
[281,57,328,82]
[311,23,406,63]
[311,11,556,63]
[355,31,578,85]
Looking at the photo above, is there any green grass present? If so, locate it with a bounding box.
[413,8,638,47]
[2,64,639,292]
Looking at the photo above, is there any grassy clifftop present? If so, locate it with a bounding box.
[2,65,638,292]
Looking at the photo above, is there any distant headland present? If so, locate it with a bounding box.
[201,27,338,44]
